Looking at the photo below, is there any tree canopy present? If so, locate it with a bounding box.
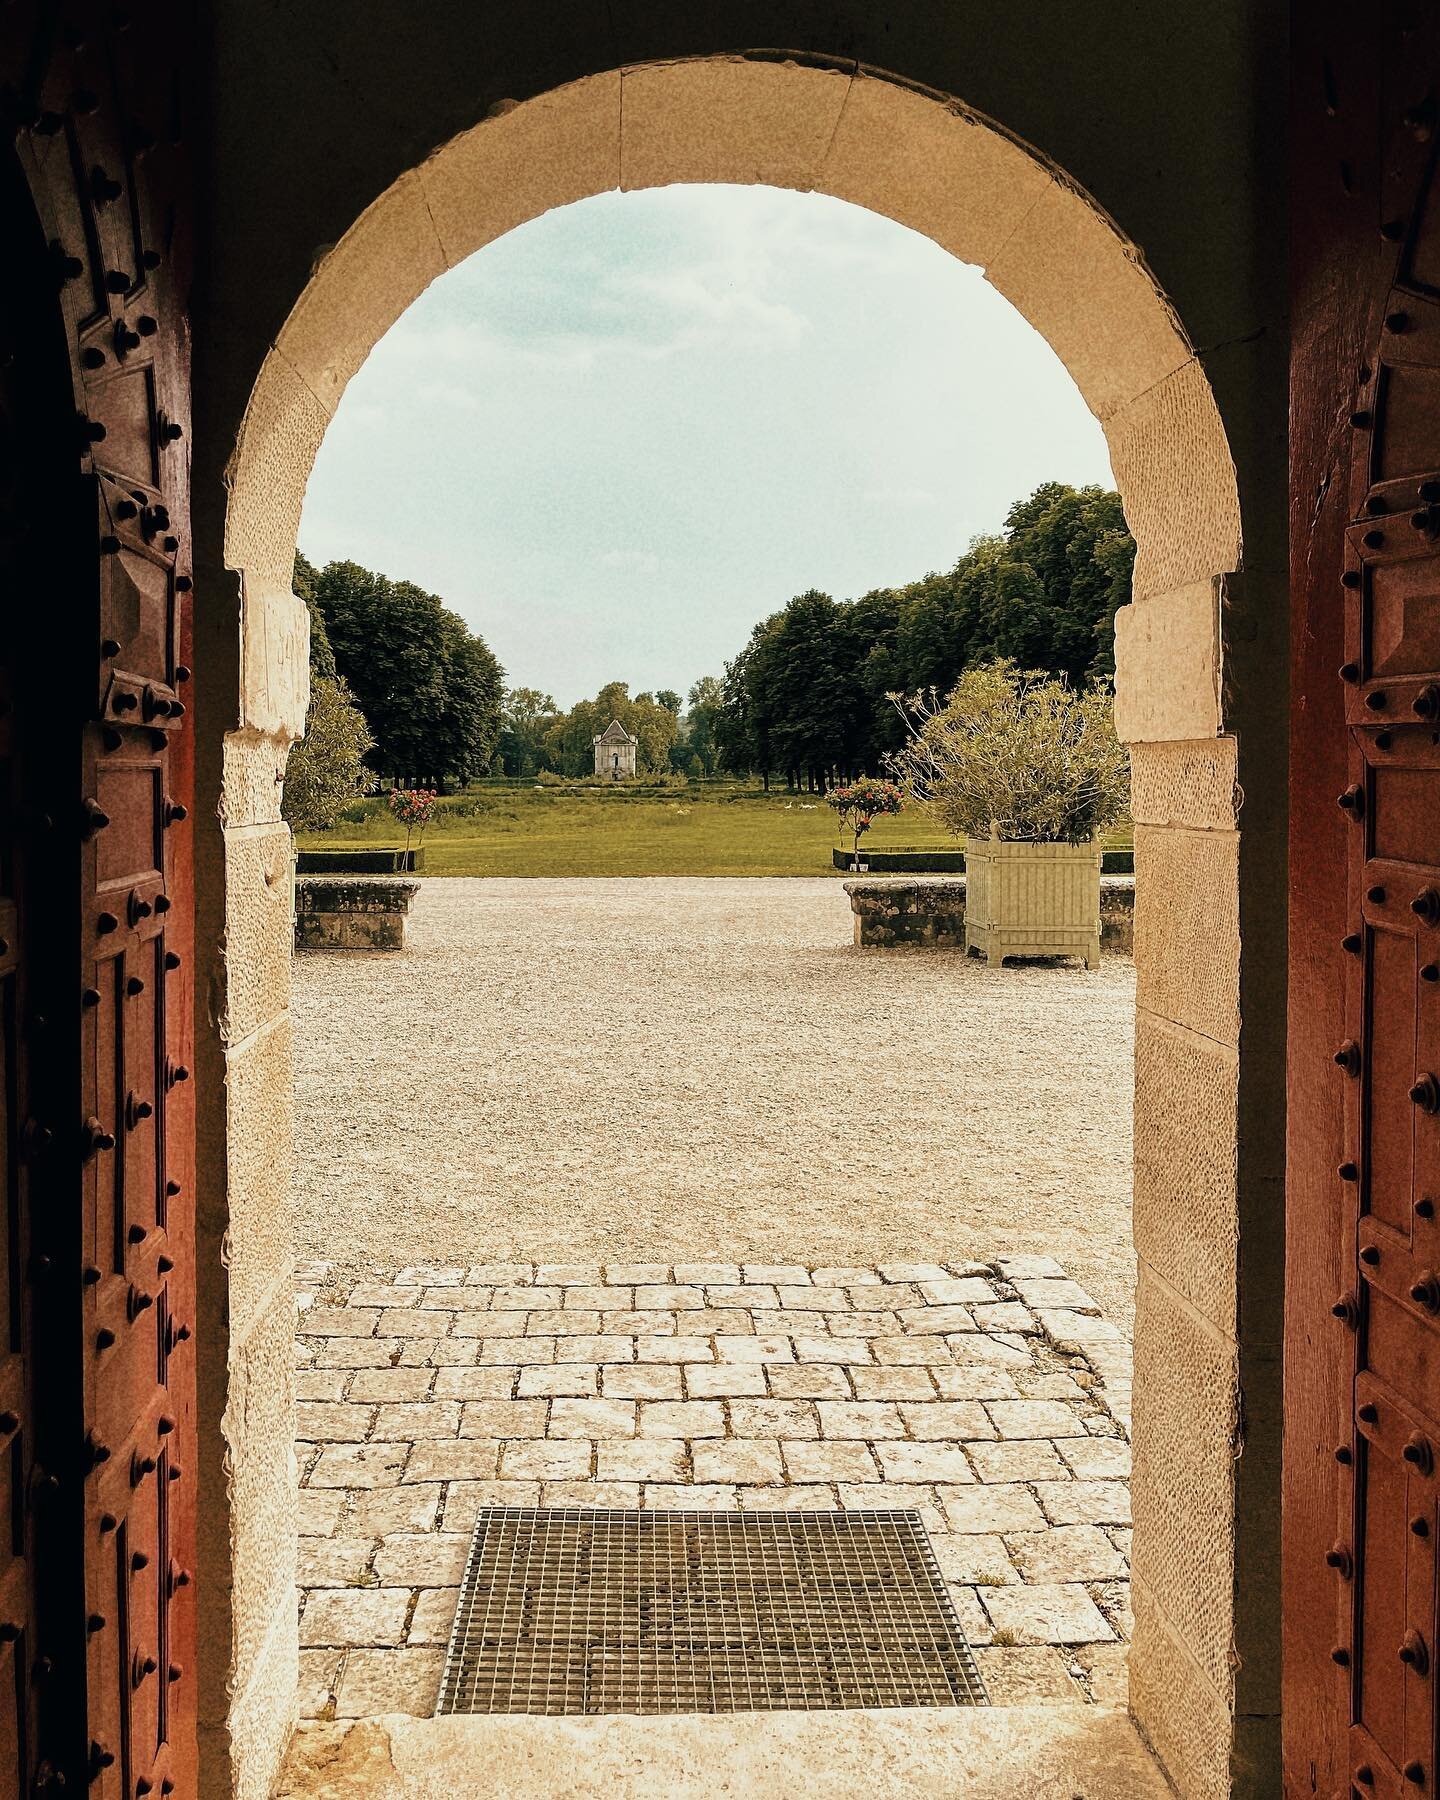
[282,674,374,831]
[292,549,337,680]
[292,479,1131,796]
[301,556,505,785]
[710,482,1133,788]
[284,550,373,830]
[497,687,561,778]
[536,681,681,778]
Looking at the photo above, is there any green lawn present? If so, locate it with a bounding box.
[298,784,1134,878]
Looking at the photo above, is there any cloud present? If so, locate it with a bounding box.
[597,549,660,575]
[600,267,809,356]
[356,186,827,379]
[863,485,940,509]
[371,318,604,375]
[304,184,1115,711]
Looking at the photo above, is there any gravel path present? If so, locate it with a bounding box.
[291,879,1136,1330]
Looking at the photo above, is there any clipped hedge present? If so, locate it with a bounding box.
[832,845,1134,874]
[297,848,425,874]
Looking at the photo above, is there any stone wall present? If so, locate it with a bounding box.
[845,877,1136,956]
[294,877,420,951]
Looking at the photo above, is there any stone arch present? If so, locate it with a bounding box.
[216,56,1249,1799]
[225,60,1239,711]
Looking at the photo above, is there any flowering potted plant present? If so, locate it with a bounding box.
[827,778,904,872]
[386,787,437,873]
[889,660,1128,969]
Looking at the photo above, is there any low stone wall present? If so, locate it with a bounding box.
[295,876,420,951]
[845,875,1135,956]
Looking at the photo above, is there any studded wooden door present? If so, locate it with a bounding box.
[0,127,64,1800]
[2,3,196,1794]
[1288,6,1440,1794]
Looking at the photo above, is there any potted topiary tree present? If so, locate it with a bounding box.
[386,786,437,873]
[827,777,905,873]
[889,660,1129,969]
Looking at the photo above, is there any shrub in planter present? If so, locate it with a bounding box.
[889,661,1129,968]
[281,674,373,833]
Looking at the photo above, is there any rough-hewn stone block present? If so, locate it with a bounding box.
[1131,1266,1238,1706]
[225,1289,301,1773]
[276,171,445,416]
[418,74,621,268]
[223,1020,296,1330]
[1134,825,1240,1045]
[223,732,289,829]
[1114,581,1221,744]
[1129,738,1239,832]
[223,825,295,1043]
[1130,1579,1232,1800]
[1106,359,1243,603]
[621,58,848,193]
[1133,1013,1239,1335]
[820,75,1052,269]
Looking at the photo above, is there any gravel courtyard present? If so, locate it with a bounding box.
[291,878,1136,1328]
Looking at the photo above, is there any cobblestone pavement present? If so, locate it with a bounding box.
[293,1257,1132,1721]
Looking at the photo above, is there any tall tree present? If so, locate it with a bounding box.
[750,590,850,790]
[293,548,337,680]
[286,549,373,829]
[431,612,504,784]
[683,676,723,776]
[497,687,559,777]
[308,559,505,784]
[629,692,682,773]
[715,639,767,780]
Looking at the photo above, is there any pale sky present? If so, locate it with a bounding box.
[299,184,1114,709]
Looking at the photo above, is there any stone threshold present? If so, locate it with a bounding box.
[277,1704,1170,1798]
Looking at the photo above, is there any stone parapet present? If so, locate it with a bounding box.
[845,876,1135,955]
[295,877,420,952]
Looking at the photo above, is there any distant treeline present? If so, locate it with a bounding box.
[294,479,1133,795]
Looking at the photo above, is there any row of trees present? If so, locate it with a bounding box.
[284,554,507,829]
[282,479,1133,824]
[711,483,1133,790]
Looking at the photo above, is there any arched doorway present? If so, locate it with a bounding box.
[208,58,1260,1797]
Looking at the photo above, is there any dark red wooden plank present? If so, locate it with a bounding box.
[2,3,196,1789]
[1288,3,1440,1789]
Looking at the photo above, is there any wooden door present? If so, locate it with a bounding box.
[1289,6,1440,1792]
[0,130,64,1800]
[1,3,197,1792]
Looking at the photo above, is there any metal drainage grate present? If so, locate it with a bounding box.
[437,1507,987,1717]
